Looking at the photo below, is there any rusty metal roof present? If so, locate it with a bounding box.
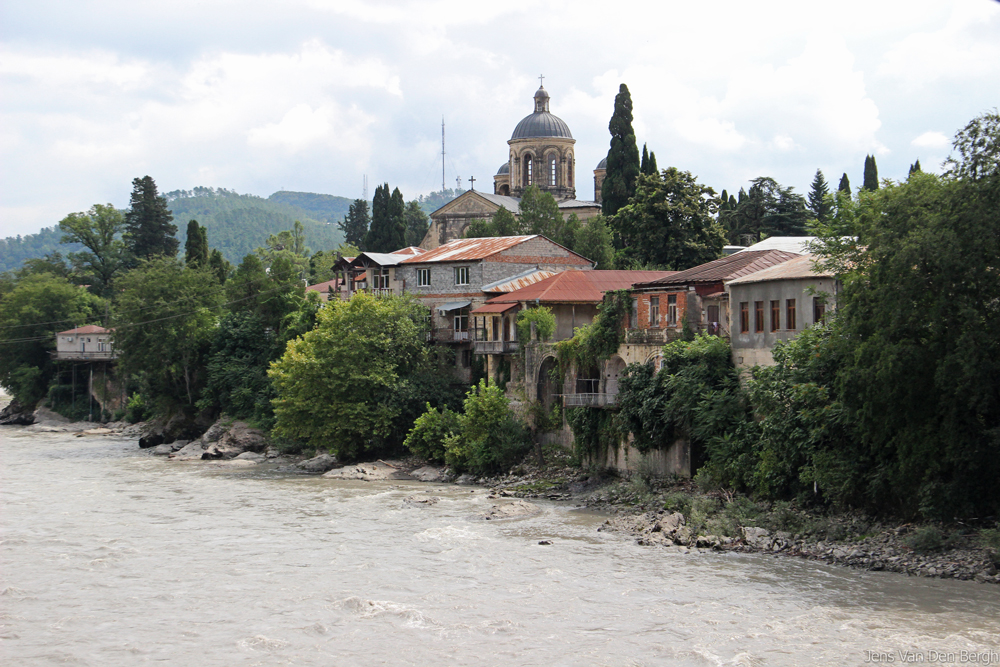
[470,302,520,315]
[486,270,675,304]
[399,236,537,264]
[633,250,802,288]
[482,268,559,293]
[389,246,426,256]
[58,325,112,335]
[726,254,834,285]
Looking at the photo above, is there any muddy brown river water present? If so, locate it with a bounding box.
[2,427,998,666]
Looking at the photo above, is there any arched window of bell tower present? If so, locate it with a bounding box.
[549,155,557,186]
[524,154,533,186]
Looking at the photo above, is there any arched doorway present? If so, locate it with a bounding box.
[536,356,559,408]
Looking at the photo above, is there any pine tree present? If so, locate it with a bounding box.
[839,173,851,194]
[339,199,370,248]
[863,155,879,191]
[807,169,833,222]
[601,83,641,216]
[909,159,922,176]
[208,248,229,283]
[184,220,209,267]
[124,175,178,260]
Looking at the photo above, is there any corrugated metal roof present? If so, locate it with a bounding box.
[58,325,112,335]
[390,246,426,256]
[481,268,559,293]
[350,251,413,267]
[557,199,600,209]
[486,270,676,304]
[633,250,802,288]
[400,236,537,263]
[737,236,816,254]
[470,302,519,315]
[726,254,834,285]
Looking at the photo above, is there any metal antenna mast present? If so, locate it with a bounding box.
[441,117,446,193]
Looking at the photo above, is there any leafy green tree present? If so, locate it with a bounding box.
[208,248,230,283]
[465,206,520,238]
[184,220,209,267]
[612,168,725,270]
[268,293,442,458]
[443,380,531,475]
[403,200,429,247]
[57,204,126,297]
[0,273,105,405]
[404,403,461,463]
[943,109,1000,180]
[601,83,641,217]
[256,220,310,279]
[838,173,851,194]
[862,155,879,191]
[519,185,562,239]
[124,176,178,261]
[200,311,278,426]
[807,169,833,222]
[722,177,809,245]
[113,258,223,407]
[572,215,615,269]
[338,198,370,248]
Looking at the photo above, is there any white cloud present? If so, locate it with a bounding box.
[911,131,951,149]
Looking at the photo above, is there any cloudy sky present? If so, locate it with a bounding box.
[2,0,998,237]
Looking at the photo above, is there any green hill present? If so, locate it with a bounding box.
[267,191,353,223]
[0,227,82,274]
[166,188,345,263]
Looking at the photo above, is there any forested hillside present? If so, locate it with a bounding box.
[0,227,82,273]
[267,191,353,223]
[165,188,344,262]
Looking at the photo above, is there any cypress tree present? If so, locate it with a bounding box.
[647,150,657,175]
[863,155,879,191]
[601,83,641,216]
[208,248,229,283]
[124,175,178,260]
[909,159,922,176]
[807,169,833,222]
[184,220,209,267]
[365,184,400,252]
[339,199,370,249]
[387,187,406,250]
[839,173,851,194]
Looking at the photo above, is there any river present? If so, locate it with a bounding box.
[1,427,998,666]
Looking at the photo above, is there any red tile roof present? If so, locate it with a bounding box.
[400,236,537,264]
[305,279,343,292]
[486,270,675,304]
[632,250,801,288]
[58,325,112,335]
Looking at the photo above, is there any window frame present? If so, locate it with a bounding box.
[649,296,660,327]
[417,268,431,287]
[740,302,749,334]
[813,297,826,325]
[770,300,780,332]
[786,298,797,331]
[454,266,470,286]
[754,300,764,333]
[667,294,678,326]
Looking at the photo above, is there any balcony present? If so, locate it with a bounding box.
[563,393,618,408]
[361,287,395,297]
[54,350,117,361]
[430,328,470,343]
[473,340,520,355]
[624,328,668,345]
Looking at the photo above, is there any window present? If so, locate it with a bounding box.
[740,302,749,333]
[813,297,826,325]
[770,300,780,332]
[549,156,557,186]
[667,294,678,326]
[649,297,660,327]
[454,312,468,332]
[524,154,533,186]
[454,266,469,285]
[567,160,573,186]
[754,301,764,333]
[417,268,430,287]
[629,298,639,329]
[786,299,797,330]
[373,267,390,289]
[461,349,472,368]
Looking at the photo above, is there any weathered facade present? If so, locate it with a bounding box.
[726,254,837,368]
[55,325,116,361]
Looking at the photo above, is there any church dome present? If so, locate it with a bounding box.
[596,157,607,170]
[510,85,573,140]
[511,112,573,140]
[497,163,510,175]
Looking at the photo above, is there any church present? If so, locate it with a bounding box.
[419,84,607,250]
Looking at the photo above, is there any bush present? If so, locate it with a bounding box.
[404,403,461,463]
[516,306,556,342]
[125,393,151,423]
[905,526,945,553]
[443,380,532,476]
[978,528,1000,565]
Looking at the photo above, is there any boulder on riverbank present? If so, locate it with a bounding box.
[477,499,541,521]
[0,399,36,425]
[323,461,414,481]
[295,453,340,474]
[202,421,268,459]
[138,410,214,449]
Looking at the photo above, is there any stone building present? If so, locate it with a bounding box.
[726,254,837,368]
[420,85,606,250]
